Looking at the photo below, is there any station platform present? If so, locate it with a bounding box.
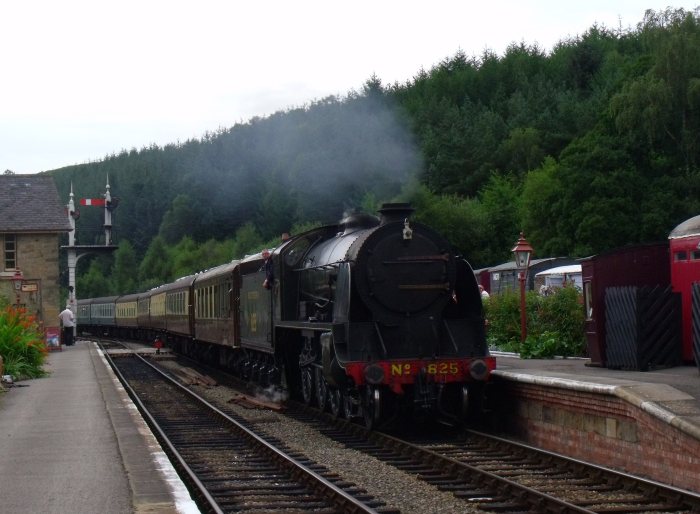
[492,353,700,441]
[0,340,198,514]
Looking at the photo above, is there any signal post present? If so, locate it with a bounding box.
[62,178,119,333]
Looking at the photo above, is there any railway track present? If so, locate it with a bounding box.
[102,342,700,513]
[103,349,394,513]
[287,403,700,513]
[164,351,700,512]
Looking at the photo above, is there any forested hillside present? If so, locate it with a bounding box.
[48,7,700,297]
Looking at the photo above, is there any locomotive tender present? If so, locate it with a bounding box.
[78,203,495,428]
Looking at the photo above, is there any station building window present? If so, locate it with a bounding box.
[4,234,17,271]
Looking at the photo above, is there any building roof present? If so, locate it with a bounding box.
[535,264,582,277]
[486,257,572,273]
[669,213,700,239]
[0,174,71,233]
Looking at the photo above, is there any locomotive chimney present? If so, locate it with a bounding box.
[378,203,415,225]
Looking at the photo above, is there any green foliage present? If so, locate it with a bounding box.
[159,194,200,244]
[76,225,267,297]
[479,174,521,264]
[47,7,700,294]
[484,285,586,358]
[139,235,172,288]
[111,240,138,294]
[483,290,523,347]
[231,223,264,260]
[520,157,568,255]
[498,127,545,174]
[406,184,491,266]
[0,302,48,380]
[170,237,202,278]
[76,256,112,298]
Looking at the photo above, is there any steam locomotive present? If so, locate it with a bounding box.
[78,203,495,428]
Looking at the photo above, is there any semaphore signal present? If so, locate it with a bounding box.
[80,198,106,206]
[61,177,119,335]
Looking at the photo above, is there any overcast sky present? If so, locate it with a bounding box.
[1,1,697,174]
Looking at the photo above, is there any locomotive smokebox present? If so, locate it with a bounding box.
[378,203,415,225]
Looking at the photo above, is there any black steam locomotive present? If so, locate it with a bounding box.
[78,203,495,428]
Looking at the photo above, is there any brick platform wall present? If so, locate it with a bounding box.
[489,380,700,492]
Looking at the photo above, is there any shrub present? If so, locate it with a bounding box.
[0,302,48,380]
[483,291,524,350]
[484,284,586,358]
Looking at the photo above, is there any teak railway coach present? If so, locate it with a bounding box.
[78,203,495,428]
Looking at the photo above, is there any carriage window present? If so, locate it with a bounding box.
[214,284,221,317]
[674,251,687,262]
[692,250,700,261]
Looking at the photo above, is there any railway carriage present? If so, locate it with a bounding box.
[148,284,168,333]
[79,296,118,335]
[146,276,195,340]
[192,261,239,347]
[115,293,140,339]
[76,299,92,327]
[669,214,700,364]
[164,276,196,340]
[137,293,151,337]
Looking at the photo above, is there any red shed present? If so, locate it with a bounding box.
[669,214,700,362]
[580,243,670,366]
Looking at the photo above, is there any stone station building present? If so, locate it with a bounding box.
[0,174,71,335]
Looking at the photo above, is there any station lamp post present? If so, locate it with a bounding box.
[511,233,533,343]
[12,269,24,308]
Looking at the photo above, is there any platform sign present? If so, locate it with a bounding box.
[45,327,62,352]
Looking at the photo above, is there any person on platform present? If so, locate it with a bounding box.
[479,285,490,300]
[58,305,75,346]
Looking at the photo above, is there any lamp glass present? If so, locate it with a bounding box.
[515,250,530,269]
[13,272,23,290]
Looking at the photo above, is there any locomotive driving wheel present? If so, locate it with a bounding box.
[362,386,382,430]
[315,367,328,411]
[329,388,342,418]
[343,390,358,419]
[460,385,470,420]
[301,366,314,405]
